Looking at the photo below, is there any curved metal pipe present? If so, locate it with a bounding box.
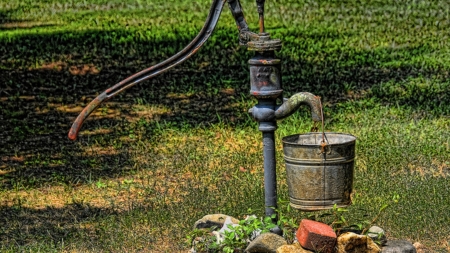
[275,92,322,122]
[68,0,227,140]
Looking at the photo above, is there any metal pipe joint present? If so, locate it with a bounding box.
[249,92,322,128]
[275,92,322,122]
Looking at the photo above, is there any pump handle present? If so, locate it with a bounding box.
[68,0,227,140]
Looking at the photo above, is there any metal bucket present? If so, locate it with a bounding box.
[282,132,356,211]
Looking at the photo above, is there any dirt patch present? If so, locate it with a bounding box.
[0,21,57,29]
[69,64,100,75]
[407,160,449,178]
[33,61,67,72]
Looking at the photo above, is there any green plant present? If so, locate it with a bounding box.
[187,215,283,253]
[221,215,276,253]
[95,180,107,189]
[186,205,302,253]
[308,194,401,236]
[186,227,220,253]
[360,194,401,235]
[275,201,301,243]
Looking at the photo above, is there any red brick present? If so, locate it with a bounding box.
[297,219,337,253]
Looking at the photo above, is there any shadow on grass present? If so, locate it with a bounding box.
[0,9,23,24]
[0,66,246,190]
[0,203,159,252]
[0,9,56,30]
[0,203,121,250]
[0,172,266,250]
[1,26,449,190]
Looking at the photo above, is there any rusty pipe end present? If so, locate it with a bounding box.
[67,93,107,141]
[68,121,81,141]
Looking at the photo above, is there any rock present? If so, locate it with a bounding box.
[367,236,382,252]
[211,230,223,244]
[367,226,387,246]
[336,232,381,253]
[245,232,287,253]
[276,242,314,253]
[215,217,240,243]
[336,228,363,237]
[382,240,416,253]
[297,219,336,253]
[218,216,240,233]
[193,214,239,230]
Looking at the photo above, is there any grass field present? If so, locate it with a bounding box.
[0,0,449,252]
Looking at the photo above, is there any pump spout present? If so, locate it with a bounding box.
[275,92,322,122]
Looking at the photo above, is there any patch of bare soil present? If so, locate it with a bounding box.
[0,21,57,30]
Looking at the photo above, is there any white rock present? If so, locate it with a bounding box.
[367,226,387,246]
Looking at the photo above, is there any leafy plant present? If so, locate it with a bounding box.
[275,201,302,243]
[308,194,401,235]
[221,215,276,253]
[186,203,304,253]
[95,180,107,189]
[187,214,294,253]
[186,227,220,253]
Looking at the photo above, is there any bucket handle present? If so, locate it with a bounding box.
[312,97,332,155]
[318,140,332,155]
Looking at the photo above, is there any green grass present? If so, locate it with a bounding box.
[0,0,449,252]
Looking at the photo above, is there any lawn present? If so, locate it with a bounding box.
[0,0,449,252]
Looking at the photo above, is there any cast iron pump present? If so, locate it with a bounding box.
[68,0,322,234]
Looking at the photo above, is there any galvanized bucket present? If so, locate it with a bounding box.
[282,132,356,211]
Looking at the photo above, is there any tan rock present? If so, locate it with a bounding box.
[245,232,287,253]
[276,242,314,253]
[336,232,381,253]
[367,236,381,252]
[193,214,239,230]
[413,242,426,253]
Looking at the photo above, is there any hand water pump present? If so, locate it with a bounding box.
[68,0,356,234]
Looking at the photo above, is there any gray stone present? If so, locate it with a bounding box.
[193,214,239,230]
[245,232,287,253]
[367,226,387,246]
[382,240,416,253]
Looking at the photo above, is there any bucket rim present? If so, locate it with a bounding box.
[282,132,357,146]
